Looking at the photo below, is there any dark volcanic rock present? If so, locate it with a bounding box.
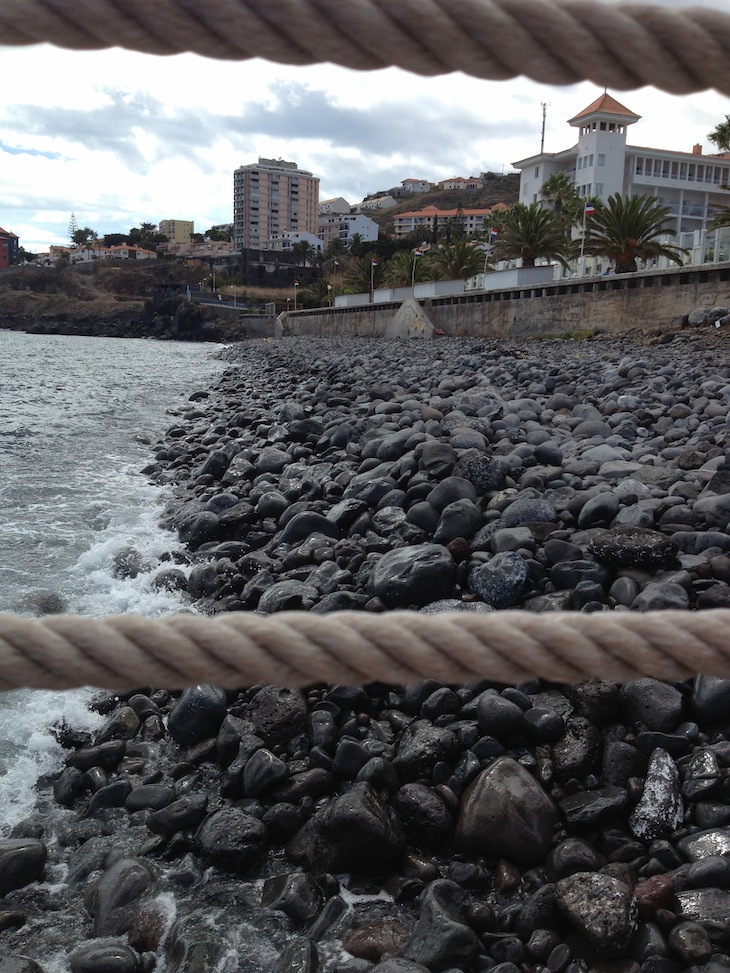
[455,757,558,864]
[167,685,228,747]
[370,544,456,607]
[286,782,405,873]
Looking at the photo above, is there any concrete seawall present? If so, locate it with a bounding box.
[279,263,730,339]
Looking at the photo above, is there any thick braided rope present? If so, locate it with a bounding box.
[1,0,730,96]
[0,609,729,690]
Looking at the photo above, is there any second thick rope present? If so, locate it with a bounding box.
[0,609,729,690]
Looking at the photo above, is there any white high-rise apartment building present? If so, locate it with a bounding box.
[233,158,319,249]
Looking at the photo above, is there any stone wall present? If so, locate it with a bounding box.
[279,264,730,339]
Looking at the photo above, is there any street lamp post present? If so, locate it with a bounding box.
[293,280,299,311]
[327,283,333,307]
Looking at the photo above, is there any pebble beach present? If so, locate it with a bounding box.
[4,329,730,973]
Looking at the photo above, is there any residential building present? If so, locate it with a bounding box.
[400,178,432,194]
[354,195,397,212]
[317,213,378,248]
[319,197,350,215]
[159,219,194,244]
[392,205,505,240]
[513,91,730,235]
[0,227,19,269]
[265,230,323,254]
[437,177,484,191]
[233,157,319,249]
[106,245,157,261]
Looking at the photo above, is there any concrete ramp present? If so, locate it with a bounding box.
[385,298,437,339]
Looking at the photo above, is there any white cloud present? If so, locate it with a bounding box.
[0,42,728,250]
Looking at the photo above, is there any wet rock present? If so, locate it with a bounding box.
[286,782,405,873]
[677,828,730,861]
[69,940,142,973]
[691,675,730,723]
[392,720,459,784]
[261,873,324,926]
[370,544,455,607]
[394,784,454,847]
[629,748,683,841]
[620,679,683,732]
[0,841,46,897]
[167,685,228,747]
[468,552,529,608]
[400,879,480,971]
[85,857,155,937]
[555,871,637,956]
[194,807,267,874]
[455,757,558,865]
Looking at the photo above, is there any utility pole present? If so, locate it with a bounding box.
[540,102,549,154]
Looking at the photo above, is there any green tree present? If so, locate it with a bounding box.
[583,193,687,273]
[348,233,366,257]
[708,116,730,153]
[539,171,582,226]
[343,254,384,293]
[428,238,484,280]
[322,238,347,275]
[384,250,432,287]
[491,203,572,268]
[291,240,318,267]
[67,213,78,246]
[72,226,97,247]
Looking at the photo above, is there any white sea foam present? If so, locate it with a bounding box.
[0,686,104,831]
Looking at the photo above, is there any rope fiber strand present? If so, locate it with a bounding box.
[2,0,730,96]
[0,609,730,690]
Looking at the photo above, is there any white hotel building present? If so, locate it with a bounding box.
[513,92,730,246]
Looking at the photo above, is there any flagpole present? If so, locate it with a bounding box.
[579,204,587,277]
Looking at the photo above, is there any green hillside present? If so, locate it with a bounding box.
[371,172,521,236]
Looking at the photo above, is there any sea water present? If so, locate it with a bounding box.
[0,330,225,826]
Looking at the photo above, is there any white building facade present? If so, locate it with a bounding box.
[317,213,378,247]
[513,92,730,237]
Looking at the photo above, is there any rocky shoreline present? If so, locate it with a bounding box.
[3,331,730,973]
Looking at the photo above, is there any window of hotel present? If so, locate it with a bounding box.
[635,158,644,175]
[671,162,678,179]
[688,164,696,181]
[679,162,687,180]
[594,183,604,196]
[662,161,669,178]
[597,153,606,166]
[535,166,540,178]
[588,154,594,167]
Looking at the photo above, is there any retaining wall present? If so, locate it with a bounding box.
[279,263,730,339]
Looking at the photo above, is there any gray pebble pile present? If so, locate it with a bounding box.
[2,332,730,973]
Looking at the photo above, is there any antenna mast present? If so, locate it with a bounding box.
[540,101,549,153]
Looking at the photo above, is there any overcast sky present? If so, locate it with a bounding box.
[1,40,729,252]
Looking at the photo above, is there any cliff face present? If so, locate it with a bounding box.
[0,291,248,342]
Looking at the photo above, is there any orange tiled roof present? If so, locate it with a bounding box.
[569,92,640,124]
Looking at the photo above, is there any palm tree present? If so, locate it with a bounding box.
[291,240,317,267]
[343,255,384,293]
[540,172,582,227]
[491,203,572,268]
[428,239,484,280]
[708,116,730,153]
[384,250,432,287]
[348,233,366,257]
[583,193,687,273]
